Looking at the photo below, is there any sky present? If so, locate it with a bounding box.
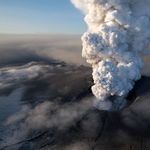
[0,0,87,34]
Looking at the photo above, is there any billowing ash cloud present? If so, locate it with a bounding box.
[76,0,150,110]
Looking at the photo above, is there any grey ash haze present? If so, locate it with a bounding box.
[0,34,89,66]
[0,34,150,150]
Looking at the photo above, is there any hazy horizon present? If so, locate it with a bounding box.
[0,33,91,67]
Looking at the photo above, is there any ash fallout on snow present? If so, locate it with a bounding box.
[71,0,150,111]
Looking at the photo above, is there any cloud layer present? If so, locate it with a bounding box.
[0,34,88,67]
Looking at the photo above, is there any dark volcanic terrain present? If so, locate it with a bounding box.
[0,61,150,150]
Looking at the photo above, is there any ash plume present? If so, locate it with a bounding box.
[72,0,150,110]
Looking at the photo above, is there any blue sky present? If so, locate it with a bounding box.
[0,0,87,34]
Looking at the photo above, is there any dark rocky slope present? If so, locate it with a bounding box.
[1,61,150,150]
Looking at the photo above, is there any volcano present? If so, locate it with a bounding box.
[0,60,150,150]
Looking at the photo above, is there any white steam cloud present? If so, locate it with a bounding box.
[73,0,150,110]
[70,0,88,14]
[0,62,54,90]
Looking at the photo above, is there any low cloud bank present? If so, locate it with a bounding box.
[0,34,88,67]
[2,98,101,148]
